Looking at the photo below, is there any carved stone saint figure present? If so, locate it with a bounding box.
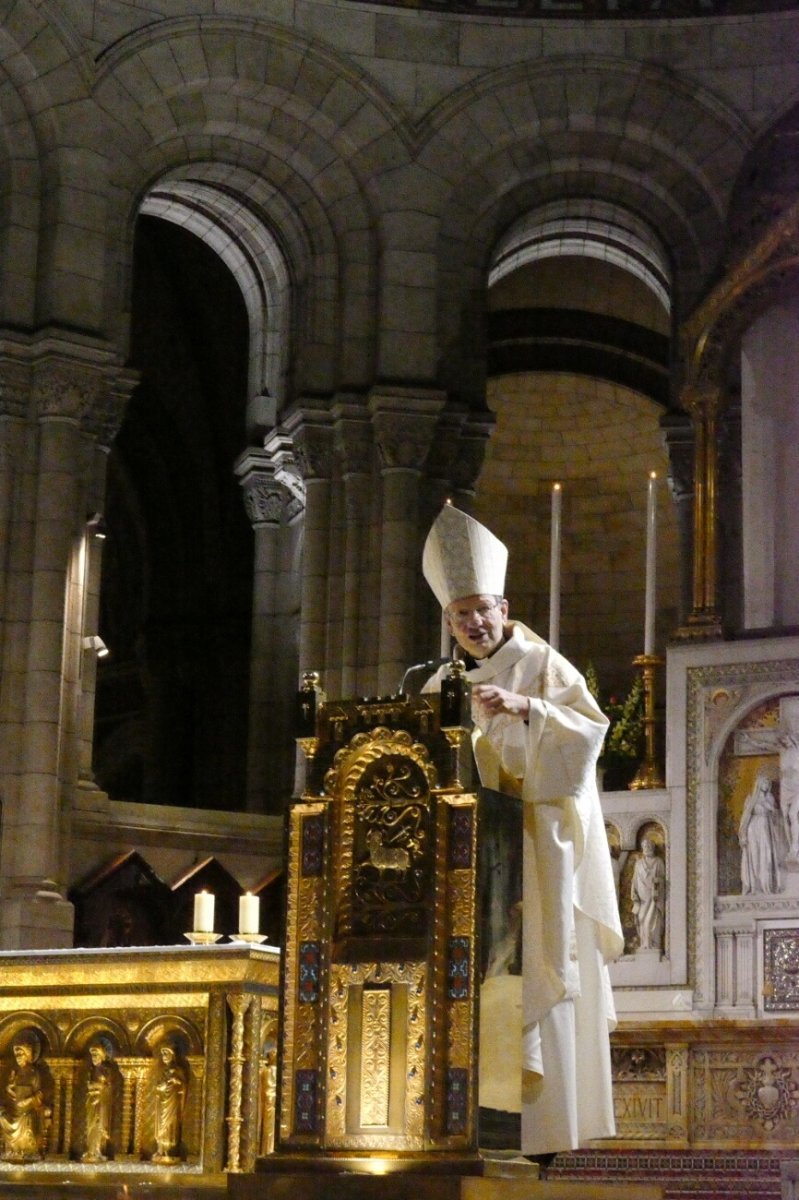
[0,1031,49,1162]
[631,837,666,951]
[152,1042,187,1164]
[82,1038,115,1162]
[739,772,785,894]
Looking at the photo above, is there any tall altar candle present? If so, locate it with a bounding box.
[193,890,215,933]
[549,483,562,651]
[644,472,657,655]
[239,892,260,935]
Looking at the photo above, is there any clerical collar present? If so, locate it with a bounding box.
[459,632,510,672]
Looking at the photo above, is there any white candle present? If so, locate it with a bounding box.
[239,892,260,935]
[644,472,657,655]
[193,890,215,933]
[549,483,562,651]
[440,497,452,656]
[440,609,450,657]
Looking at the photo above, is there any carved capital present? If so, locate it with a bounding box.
[26,340,135,449]
[283,408,334,482]
[369,387,446,473]
[660,409,694,505]
[333,404,373,478]
[83,368,139,449]
[452,417,493,493]
[680,383,721,419]
[33,359,102,423]
[264,431,306,520]
[235,447,304,527]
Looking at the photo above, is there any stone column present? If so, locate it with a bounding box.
[235,441,305,813]
[370,387,445,695]
[715,927,735,1009]
[283,407,334,683]
[333,402,373,696]
[75,369,136,791]
[0,337,129,948]
[734,927,755,1009]
[0,355,29,656]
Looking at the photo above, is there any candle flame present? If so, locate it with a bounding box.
[553,482,561,491]
[649,470,657,480]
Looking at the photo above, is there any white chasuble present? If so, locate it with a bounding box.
[424,623,623,1154]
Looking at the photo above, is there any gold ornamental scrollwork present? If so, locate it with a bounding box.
[325,727,438,801]
[325,962,426,1149]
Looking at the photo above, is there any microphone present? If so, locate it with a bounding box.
[398,656,452,695]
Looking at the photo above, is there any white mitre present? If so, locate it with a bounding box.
[422,503,508,609]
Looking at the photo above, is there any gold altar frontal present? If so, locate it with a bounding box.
[0,943,279,1190]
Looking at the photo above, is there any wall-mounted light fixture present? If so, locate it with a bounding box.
[82,635,109,659]
[85,512,107,539]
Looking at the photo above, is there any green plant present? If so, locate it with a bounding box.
[586,664,645,765]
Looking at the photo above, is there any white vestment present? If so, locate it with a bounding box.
[424,623,623,1154]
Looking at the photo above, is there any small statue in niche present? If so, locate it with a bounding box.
[151,1040,187,1164]
[631,837,666,951]
[258,1041,278,1156]
[739,772,785,895]
[0,1030,51,1162]
[81,1037,117,1162]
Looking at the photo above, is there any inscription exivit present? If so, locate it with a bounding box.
[615,1093,666,1122]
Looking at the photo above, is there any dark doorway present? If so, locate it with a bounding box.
[93,215,253,811]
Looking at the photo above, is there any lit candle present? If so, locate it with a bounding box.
[644,472,657,655]
[239,892,260,935]
[549,483,562,651]
[193,890,215,933]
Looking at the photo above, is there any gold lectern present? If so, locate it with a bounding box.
[247,666,488,1190]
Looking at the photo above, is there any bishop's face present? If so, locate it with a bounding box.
[445,594,509,659]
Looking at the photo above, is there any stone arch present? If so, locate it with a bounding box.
[726,95,799,260]
[0,2,115,331]
[92,16,405,394]
[0,61,41,326]
[710,685,799,876]
[421,56,749,406]
[139,167,295,434]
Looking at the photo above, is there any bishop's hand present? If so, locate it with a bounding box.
[472,683,529,720]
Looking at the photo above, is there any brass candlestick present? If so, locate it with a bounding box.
[295,670,325,778]
[630,653,665,790]
[440,660,472,789]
